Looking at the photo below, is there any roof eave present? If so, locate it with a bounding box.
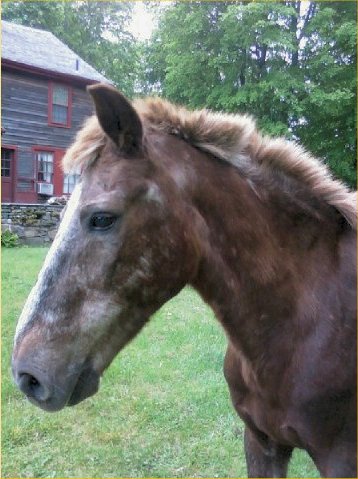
[2,58,109,86]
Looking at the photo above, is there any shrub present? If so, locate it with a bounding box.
[1,229,19,247]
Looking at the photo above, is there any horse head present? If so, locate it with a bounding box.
[12,85,201,411]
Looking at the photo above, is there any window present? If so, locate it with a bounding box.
[63,172,81,194]
[49,83,71,127]
[1,148,13,177]
[37,151,54,183]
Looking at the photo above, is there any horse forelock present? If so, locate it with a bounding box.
[62,116,106,174]
[62,97,356,229]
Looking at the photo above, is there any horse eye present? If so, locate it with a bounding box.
[89,213,117,231]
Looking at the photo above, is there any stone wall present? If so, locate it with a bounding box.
[1,203,65,245]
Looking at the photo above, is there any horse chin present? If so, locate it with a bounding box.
[67,367,100,407]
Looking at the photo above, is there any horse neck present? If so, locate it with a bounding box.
[183,149,340,360]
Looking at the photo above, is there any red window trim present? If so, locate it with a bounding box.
[1,145,18,199]
[1,144,18,159]
[1,144,18,153]
[48,82,72,128]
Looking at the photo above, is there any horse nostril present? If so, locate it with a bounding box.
[18,372,51,402]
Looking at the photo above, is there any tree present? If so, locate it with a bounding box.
[144,1,356,186]
[297,1,356,184]
[145,2,229,107]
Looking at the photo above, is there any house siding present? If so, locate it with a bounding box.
[1,68,95,202]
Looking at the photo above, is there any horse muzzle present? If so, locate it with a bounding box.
[12,358,100,412]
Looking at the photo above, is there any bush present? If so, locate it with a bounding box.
[1,229,19,247]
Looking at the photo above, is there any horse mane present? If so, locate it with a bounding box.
[63,97,357,229]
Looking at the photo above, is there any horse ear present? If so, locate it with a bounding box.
[87,84,143,154]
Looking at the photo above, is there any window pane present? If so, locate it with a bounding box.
[1,148,12,160]
[38,152,52,164]
[53,85,69,106]
[46,161,53,174]
[37,151,54,184]
[63,173,80,194]
[1,161,11,177]
[1,148,13,177]
[52,104,68,124]
[43,172,52,183]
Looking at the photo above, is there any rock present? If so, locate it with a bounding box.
[24,228,38,238]
[1,203,64,245]
[25,237,45,246]
[11,225,25,237]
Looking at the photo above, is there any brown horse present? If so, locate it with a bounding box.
[12,84,357,477]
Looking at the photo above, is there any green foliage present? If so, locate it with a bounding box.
[2,247,318,477]
[1,229,19,247]
[144,1,356,187]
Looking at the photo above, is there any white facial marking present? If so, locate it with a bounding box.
[171,166,188,190]
[145,182,163,204]
[15,184,83,342]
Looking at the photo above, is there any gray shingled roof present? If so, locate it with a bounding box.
[2,20,110,83]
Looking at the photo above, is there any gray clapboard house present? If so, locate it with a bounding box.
[1,20,110,203]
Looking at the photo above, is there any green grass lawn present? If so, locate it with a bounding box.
[2,247,318,478]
